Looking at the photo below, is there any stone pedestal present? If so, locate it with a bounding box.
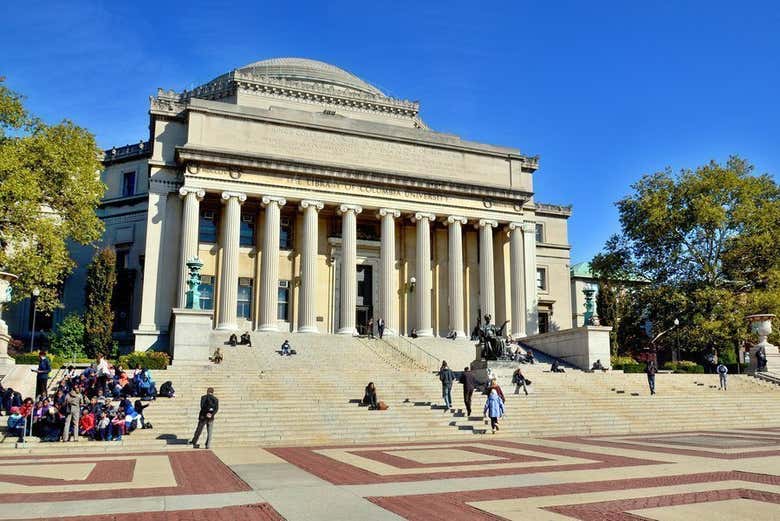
[0,323,15,377]
[170,308,214,365]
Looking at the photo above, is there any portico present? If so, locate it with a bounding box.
[130,58,573,351]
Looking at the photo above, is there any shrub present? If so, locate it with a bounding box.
[611,355,637,368]
[12,353,64,368]
[662,361,705,373]
[621,363,647,373]
[48,313,87,360]
[118,351,170,370]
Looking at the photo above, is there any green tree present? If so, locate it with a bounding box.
[84,248,117,358]
[0,79,105,311]
[592,157,779,359]
[48,313,86,360]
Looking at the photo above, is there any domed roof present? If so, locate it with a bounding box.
[236,57,384,96]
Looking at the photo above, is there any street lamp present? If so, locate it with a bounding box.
[29,288,40,353]
[673,318,680,362]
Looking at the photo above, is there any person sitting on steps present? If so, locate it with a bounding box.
[211,348,223,364]
[551,359,565,373]
[591,359,606,372]
[240,331,252,347]
[363,382,379,410]
[280,340,293,356]
[228,333,238,347]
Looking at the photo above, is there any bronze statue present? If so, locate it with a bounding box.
[478,314,510,360]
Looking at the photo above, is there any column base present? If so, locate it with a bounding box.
[133,326,166,352]
[297,325,319,334]
[415,328,434,337]
[257,323,280,332]
[216,323,238,331]
[337,327,358,336]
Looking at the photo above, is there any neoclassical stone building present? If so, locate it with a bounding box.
[18,58,575,351]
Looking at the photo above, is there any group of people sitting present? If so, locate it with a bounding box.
[228,332,253,347]
[1,352,161,443]
[505,338,536,364]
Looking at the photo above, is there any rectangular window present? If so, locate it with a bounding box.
[280,217,293,250]
[237,278,253,319]
[277,280,290,321]
[115,249,129,270]
[535,223,544,244]
[538,312,550,334]
[536,267,548,291]
[240,214,255,247]
[199,211,217,243]
[199,275,214,310]
[122,171,136,197]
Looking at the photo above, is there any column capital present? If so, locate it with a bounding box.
[261,195,287,207]
[507,221,524,231]
[446,215,468,225]
[477,219,498,229]
[412,212,436,223]
[521,220,537,233]
[220,191,247,204]
[377,208,400,219]
[338,204,363,215]
[299,199,324,211]
[179,187,205,200]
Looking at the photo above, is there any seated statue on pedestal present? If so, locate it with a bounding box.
[478,314,510,361]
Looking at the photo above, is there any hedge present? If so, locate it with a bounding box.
[662,361,705,373]
[615,363,647,373]
[611,355,638,367]
[12,353,65,368]
[118,351,170,370]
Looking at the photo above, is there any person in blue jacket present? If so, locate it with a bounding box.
[483,389,505,434]
[32,351,51,398]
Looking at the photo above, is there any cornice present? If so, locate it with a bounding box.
[176,144,533,205]
[534,202,573,217]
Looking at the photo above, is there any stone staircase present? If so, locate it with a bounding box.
[3,334,780,450]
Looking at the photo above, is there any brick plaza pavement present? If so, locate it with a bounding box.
[2,428,780,520]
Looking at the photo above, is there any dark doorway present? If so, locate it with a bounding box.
[356,265,373,335]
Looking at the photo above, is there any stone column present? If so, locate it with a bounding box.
[413,212,436,337]
[522,220,539,335]
[177,187,205,307]
[216,191,246,330]
[508,222,526,337]
[135,187,170,350]
[446,216,467,339]
[477,219,498,321]
[258,196,287,332]
[378,208,400,336]
[337,204,362,335]
[298,200,323,333]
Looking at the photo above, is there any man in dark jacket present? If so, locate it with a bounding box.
[458,366,476,416]
[32,351,51,398]
[438,361,455,411]
[190,387,218,449]
[646,360,657,395]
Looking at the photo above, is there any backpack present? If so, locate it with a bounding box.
[159,381,175,398]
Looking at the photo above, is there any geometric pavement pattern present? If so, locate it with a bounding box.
[5,428,780,520]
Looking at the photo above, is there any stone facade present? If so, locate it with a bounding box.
[7,58,574,352]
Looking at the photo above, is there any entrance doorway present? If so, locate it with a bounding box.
[356,265,373,335]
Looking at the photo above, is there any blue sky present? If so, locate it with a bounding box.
[1,1,778,263]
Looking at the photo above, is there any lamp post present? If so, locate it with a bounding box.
[29,288,40,353]
[673,318,680,362]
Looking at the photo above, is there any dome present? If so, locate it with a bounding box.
[236,57,385,96]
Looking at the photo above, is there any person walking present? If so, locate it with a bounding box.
[512,366,529,395]
[190,387,219,449]
[717,362,728,391]
[32,351,51,399]
[459,366,476,416]
[483,389,505,434]
[646,360,657,395]
[438,361,455,411]
[377,318,385,339]
[367,317,375,339]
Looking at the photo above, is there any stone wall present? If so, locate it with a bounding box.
[523,326,612,370]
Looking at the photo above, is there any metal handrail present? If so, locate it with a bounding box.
[380,335,440,371]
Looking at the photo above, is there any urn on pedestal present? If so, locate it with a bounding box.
[746,314,777,373]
